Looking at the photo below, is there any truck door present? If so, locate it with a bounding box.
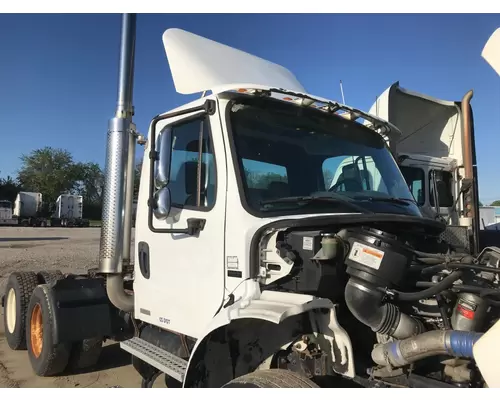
[133,103,226,339]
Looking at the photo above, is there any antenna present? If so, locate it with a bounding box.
[339,80,346,104]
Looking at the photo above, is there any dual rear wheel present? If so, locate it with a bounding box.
[3,271,103,377]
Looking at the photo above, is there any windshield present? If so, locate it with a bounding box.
[228,97,422,218]
[0,201,11,208]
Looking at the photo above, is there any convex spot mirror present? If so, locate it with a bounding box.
[153,186,171,220]
[155,127,172,189]
[153,126,173,219]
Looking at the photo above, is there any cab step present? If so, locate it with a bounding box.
[120,337,188,382]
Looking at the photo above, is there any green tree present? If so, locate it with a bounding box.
[17,147,82,205]
[75,162,104,205]
[134,159,143,199]
[245,169,288,189]
[0,174,23,203]
[491,200,500,206]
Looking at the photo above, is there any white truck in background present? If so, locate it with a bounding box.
[0,200,18,226]
[364,82,497,255]
[50,194,89,227]
[1,192,89,228]
[12,191,48,227]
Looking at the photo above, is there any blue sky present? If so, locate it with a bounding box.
[1,13,499,203]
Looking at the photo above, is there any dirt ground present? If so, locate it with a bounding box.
[0,227,143,388]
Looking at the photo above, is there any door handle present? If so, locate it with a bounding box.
[138,241,150,279]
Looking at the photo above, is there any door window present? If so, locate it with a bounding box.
[167,117,216,209]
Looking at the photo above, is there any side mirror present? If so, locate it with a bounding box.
[155,127,172,189]
[153,126,173,219]
[153,186,172,220]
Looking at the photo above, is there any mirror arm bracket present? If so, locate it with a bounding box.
[149,150,158,161]
[148,218,206,236]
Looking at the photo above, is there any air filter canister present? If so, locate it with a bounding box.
[344,227,413,288]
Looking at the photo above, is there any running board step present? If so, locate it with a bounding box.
[120,337,188,382]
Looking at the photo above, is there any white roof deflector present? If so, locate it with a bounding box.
[482,27,500,76]
[369,82,463,162]
[162,28,306,95]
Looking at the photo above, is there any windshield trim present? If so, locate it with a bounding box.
[223,93,420,219]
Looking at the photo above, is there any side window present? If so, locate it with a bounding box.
[400,166,425,205]
[168,117,216,209]
[429,170,453,207]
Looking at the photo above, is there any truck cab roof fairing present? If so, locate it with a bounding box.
[162,28,306,95]
[369,82,464,164]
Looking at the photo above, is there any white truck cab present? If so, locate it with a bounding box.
[0,200,17,226]
[398,153,457,222]
[132,28,421,341]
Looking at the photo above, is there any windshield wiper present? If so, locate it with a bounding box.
[260,195,373,214]
[353,196,416,206]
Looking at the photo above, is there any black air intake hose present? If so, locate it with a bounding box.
[345,278,424,340]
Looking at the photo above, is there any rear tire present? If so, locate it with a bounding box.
[3,271,39,350]
[26,284,71,376]
[223,369,320,388]
[37,270,64,285]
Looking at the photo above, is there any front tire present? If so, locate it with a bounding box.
[26,284,71,376]
[223,369,320,388]
[3,271,39,350]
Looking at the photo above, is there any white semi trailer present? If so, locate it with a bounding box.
[50,194,89,227]
[12,191,47,227]
[2,15,500,388]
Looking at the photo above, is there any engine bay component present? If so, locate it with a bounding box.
[451,292,489,332]
[371,330,483,368]
[342,227,423,339]
[344,279,424,339]
[257,221,500,388]
[269,229,346,300]
[343,227,413,287]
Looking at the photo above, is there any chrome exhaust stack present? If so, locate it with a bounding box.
[99,13,136,313]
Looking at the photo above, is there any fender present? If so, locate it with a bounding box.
[45,277,127,344]
[183,290,355,387]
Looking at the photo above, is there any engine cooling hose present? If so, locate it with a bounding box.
[345,278,424,340]
[388,270,462,302]
[372,330,483,368]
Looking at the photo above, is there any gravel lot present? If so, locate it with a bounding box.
[0,227,142,388]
